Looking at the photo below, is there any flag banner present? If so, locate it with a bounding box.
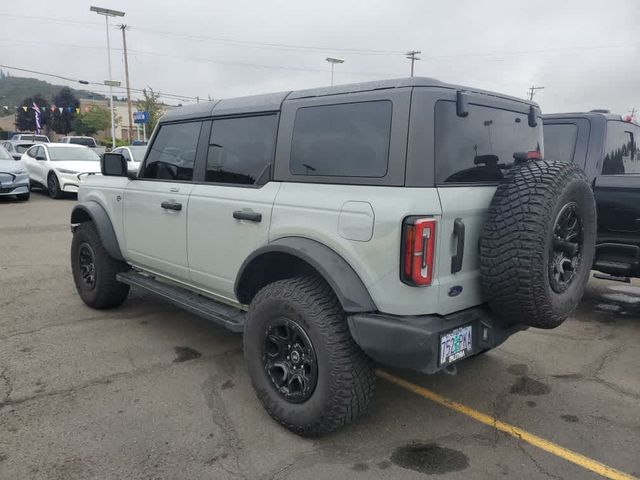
[22,106,28,112]
[50,106,56,112]
[32,102,42,134]
[75,108,80,114]
[59,107,64,114]
[2,106,7,110]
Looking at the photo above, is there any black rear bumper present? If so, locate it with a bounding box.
[347,305,526,374]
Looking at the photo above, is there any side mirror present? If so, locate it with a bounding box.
[13,155,21,160]
[101,153,128,177]
[35,155,46,161]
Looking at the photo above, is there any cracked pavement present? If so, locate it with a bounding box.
[1,193,639,480]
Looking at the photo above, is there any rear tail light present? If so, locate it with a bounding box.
[526,150,542,160]
[401,217,436,286]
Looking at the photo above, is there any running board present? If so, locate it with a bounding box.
[116,271,245,332]
[593,272,631,283]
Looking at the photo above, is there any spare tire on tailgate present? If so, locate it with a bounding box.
[480,160,596,329]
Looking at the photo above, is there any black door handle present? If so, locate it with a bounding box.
[233,210,262,222]
[161,200,182,211]
[451,218,465,274]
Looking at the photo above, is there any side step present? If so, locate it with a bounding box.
[593,272,631,283]
[116,271,245,333]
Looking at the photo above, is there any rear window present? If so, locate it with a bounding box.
[602,121,639,175]
[435,101,543,184]
[69,137,96,147]
[290,101,392,177]
[543,124,578,163]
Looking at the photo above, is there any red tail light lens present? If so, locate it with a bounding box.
[526,150,542,160]
[401,217,436,286]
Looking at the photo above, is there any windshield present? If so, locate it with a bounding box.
[69,137,97,147]
[435,101,543,184]
[48,147,100,162]
[129,146,147,161]
[543,123,578,163]
[0,146,11,160]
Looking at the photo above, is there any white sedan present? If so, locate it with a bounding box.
[111,145,147,174]
[21,144,101,199]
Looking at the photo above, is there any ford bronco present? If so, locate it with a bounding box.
[70,78,596,436]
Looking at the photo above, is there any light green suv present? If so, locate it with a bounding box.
[70,77,597,436]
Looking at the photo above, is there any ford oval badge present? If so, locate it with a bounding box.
[448,285,463,297]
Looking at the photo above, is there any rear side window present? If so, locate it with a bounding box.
[543,124,578,163]
[140,121,201,181]
[290,101,392,177]
[206,114,278,185]
[602,122,639,174]
[435,101,543,184]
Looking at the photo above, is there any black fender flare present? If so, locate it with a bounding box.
[235,237,377,313]
[70,201,124,261]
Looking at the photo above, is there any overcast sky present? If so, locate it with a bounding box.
[3,0,639,115]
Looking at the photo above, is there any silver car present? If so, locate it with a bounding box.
[0,145,30,200]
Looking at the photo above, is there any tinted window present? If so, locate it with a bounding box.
[602,122,639,174]
[140,122,201,181]
[206,115,278,185]
[543,124,578,163]
[69,137,97,147]
[435,101,543,184]
[290,101,392,177]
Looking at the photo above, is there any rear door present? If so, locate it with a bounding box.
[432,97,544,313]
[122,120,204,282]
[187,113,280,301]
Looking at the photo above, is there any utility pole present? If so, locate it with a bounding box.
[406,50,421,77]
[120,24,133,144]
[528,85,545,101]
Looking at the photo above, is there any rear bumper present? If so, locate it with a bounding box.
[347,305,526,374]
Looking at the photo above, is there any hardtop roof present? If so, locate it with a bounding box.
[160,76,537,123]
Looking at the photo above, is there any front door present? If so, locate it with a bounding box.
[187,114,280,301]
[122,120,204,283]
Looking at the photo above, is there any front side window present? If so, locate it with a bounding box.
[290,101,392,177]
[435,101,543,184]
[602,122,639,175]
[206,114,278,185]
[543,123,579,163]
[140,121,202,181]
[0,146,11,160]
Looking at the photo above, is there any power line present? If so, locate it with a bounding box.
[0,63,197,101]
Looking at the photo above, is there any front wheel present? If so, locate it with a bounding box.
[71,223,130,309]
[47,173,62,199]
[244,276,375,437]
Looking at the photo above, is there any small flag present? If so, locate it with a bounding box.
[50,105,56,112]
[22,106,28,112]
[2,106,7,111]
[58,107,64,114]
[75,108,80,114]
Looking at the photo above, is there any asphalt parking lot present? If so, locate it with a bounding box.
[1,192,639,480]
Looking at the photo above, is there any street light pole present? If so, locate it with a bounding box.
[325,57,344,86]
[90,6,125,149]
[120,24,133,144]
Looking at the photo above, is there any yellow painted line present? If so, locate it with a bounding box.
[377,369,638,480]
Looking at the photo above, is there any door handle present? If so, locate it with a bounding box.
[161,200,182,211]
[233,210,262,222]
[451,218,465,274]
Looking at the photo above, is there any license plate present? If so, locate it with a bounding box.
[439,325,473,366]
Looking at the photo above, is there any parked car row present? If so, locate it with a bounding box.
[0,142,146,200]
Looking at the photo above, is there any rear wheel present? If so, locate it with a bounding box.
[47,173,62,199]
[480,161,596,329]
[71,222,130,309]
[244,276,375,437]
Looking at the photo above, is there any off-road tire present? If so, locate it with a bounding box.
[71,222,130,309]
[480,161,596,329]
[244,276,375,437]
[16,192,30,201]
[47,172,62,199]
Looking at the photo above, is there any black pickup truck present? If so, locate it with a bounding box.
[543,111,640,279]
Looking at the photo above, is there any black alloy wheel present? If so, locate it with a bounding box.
[263,319,318,403]
[78,242,97,290]
[549,202,584,294]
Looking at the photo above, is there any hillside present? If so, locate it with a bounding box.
[0,72,106,117]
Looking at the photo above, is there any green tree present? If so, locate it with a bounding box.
[50,87,79,134]
[16,94,49,132]
[72,105,111,136]
[135,87,163,134]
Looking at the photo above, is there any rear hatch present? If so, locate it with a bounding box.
[433,98,543,313]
